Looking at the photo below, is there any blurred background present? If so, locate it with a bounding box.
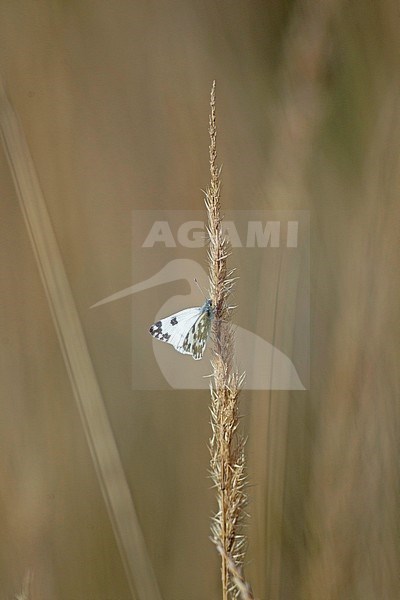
[0,1,399,599]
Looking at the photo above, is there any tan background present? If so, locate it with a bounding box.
[0,1,399,599]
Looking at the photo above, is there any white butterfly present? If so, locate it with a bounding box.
[149,299,214,360]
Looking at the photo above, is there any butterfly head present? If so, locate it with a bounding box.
[203,298,214,318]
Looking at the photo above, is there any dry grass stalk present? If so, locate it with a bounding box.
[0,78,161,600]
[205,81,248,600]
[216,546,255,600]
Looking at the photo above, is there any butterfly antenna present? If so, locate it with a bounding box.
[194,278,208,301]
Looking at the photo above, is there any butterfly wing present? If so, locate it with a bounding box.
[180,309,213,360]
[149,307,203,356]
[150,303,213,360]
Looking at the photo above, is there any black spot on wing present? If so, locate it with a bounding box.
[171,316,178,326]
[149,322,163,338]
[150,319,171,343]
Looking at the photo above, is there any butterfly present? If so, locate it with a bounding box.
[149,299,214,360]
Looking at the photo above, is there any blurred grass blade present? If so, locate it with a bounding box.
[0,78,162,600]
